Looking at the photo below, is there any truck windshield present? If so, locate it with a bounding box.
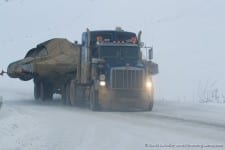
[99,46,138,61]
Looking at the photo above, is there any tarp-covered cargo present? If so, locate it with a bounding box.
[7,38,80,81]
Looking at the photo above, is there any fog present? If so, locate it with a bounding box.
[0,0,225,101]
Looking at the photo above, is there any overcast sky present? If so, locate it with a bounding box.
[0,0,225,101]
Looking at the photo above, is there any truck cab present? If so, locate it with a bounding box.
[78,28,158,110]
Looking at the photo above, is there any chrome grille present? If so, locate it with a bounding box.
[111,68,144,89]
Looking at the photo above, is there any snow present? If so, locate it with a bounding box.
[0,95,225,150]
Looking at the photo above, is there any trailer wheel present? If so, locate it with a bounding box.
[61,85,66,104]
[46,88,53,100]
[65,82,71,105]
[34,81,40,100]
[40,81,53,101]
[89,86,100,111]
[40,81,46,101]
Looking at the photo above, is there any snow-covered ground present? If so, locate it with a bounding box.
[0,95,225,150]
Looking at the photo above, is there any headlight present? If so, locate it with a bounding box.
[99,81,106,86]
[146,81,152,88]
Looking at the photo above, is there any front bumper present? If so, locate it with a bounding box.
[98,87,153,111]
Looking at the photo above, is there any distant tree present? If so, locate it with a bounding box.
[198,80,225,103]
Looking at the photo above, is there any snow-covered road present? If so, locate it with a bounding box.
[0,97,225,150]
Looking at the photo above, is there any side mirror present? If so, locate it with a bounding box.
[140,42,144,48]
[148,47,153,60]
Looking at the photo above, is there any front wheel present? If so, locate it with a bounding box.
[147,92,154,111]
[89,86,100,111]
[148,99,154,111]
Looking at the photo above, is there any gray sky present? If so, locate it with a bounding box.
[0,0,225,101]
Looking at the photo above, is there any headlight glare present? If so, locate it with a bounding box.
[146,81,152,88]
[99,81,106,86]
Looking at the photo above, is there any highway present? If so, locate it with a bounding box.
[0,97,225,150]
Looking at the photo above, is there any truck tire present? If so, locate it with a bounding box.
[40,81,53,101]
[148,93,154,111]
[65,82,71,105]
[40,81,46,101]
[46,88,53,100]
[89,86,100,111]
[61,85,66,104]
[148,99,154,111]
[69,80,77,106]
[34,81,40,100]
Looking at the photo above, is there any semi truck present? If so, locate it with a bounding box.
[7,28,158,111]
